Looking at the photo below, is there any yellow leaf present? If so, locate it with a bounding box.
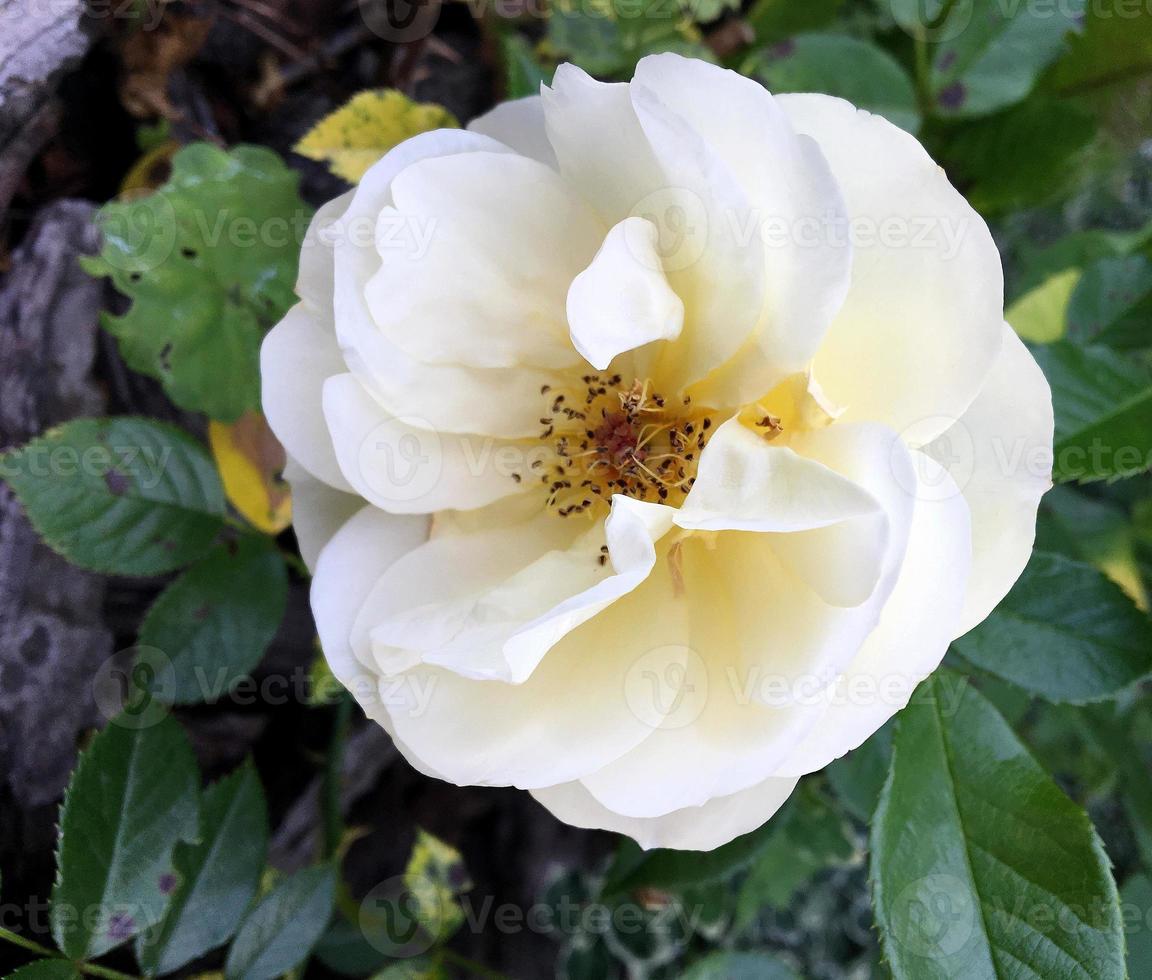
[1006,267,1081,344]
[208,412,292,535]
[294,90,458,184]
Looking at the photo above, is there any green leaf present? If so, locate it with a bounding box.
[84,144,311,421]
[936,97,1097,216]
[927,0,1085,117]
[871,672,1124,979]
[224,864,336,980]
[137,763,269,975]
[681,951,800,980]
[746,0,843,45]
[1037,485,1148,608]
[51,716,199,959]
[314,916,389,977]
[745,34,919,133]
[1032,339,1152,482]
[138,535,288,704]
[502,34,552,100]
[4,963,82,980]
[1006,267,1080,343]
[1121,874,1152,976]
[1067,254,1152,350]
[825,722,894,822]
[369,958,446,980]
[1048,0,1152,96]
[954,551,1152,703]
[1,417,226,576]
[603,815,777,896]
[735,783,855,923]
[1012,223,1152,297]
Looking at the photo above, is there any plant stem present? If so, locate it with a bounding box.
[0,928,141,980]
[0,926,55,958]
[322,690,353,858]
[914,34,933,120]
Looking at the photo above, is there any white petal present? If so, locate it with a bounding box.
[576,425,919,817]
[282,457,363,573]
[311,505,431,730]
[321,373,528,515]
[381,550,693,788]
[924,324,1053,634]
[544,63,772,392]
[776,452,972,775]
[542,64,663,225]
[466,95,557,170]
[566,217,684,371]
[532,774,799,851]
[333,129,562,438]
[260,303,353,492]
[632,55,852,388]
[296,190,354,314]
[364,151,603,370]
[355,496,673,682]
[778,94,1003,440]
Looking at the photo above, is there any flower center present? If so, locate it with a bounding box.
[534,373,717,516]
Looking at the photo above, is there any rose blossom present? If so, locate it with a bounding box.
[261,54,1053,850]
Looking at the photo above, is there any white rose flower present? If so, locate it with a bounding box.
[261,54,1054,850]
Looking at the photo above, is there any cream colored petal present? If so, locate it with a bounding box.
[924,324,1053,634]
[566,217,684,371]
[282,457,363,573]
[333,129,562,438]
[632,55,852,391]
[381,551,693,789]
[466,95,557,170]
[532,774,799,851]
[321,373,528,515]
[776,452,972,775]
[311,504,431,733]
[354,495,673,682]
[577,424,920,817]
[260,303,353,492]
[544,63,771,392]
[542,64,663,225]
[364,151,603,371]
[296,190,354,315]
[778,93,1003,441]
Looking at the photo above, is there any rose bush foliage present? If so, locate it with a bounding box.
[261,54,1053,849]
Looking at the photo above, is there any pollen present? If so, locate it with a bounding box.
[531,373,717,516]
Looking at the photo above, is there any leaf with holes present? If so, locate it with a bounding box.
[871,672,1124,979]
[138,534,288,704]
[51,716,199,959]
[83,143,311,421]
[1,417,226,576]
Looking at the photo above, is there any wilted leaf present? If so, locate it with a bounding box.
[208,413,291,535]
[295,91,458,184]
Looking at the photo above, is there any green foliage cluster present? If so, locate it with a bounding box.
[2,0,1152,978]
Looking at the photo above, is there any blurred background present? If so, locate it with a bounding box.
[1,0,1150,977]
